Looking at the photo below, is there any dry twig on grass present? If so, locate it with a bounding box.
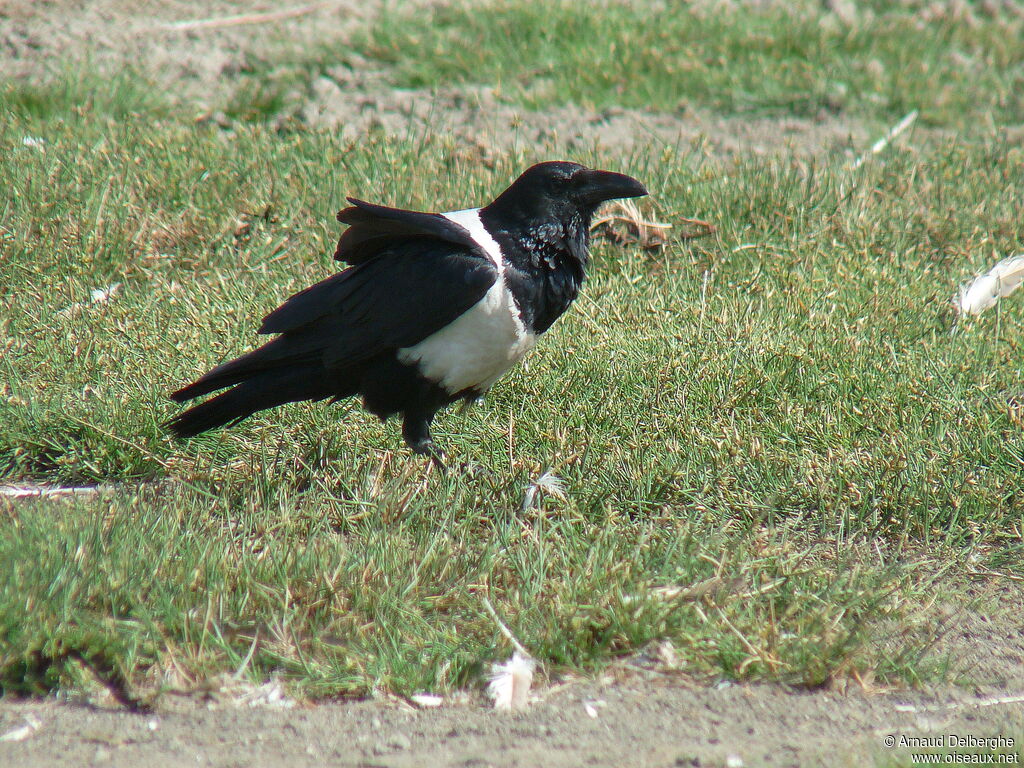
[675,216,718,242]
[621,576,743,604]
[157,3,332,32]
[481,596,530,658]
[593,200,715,248]
[894,693,1024,713]
[0,485,107,499]
[848,110,919,172]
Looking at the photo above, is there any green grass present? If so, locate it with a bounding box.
[1,0,1023,704]
[354,0,1024,125]
[111,1,1024,129]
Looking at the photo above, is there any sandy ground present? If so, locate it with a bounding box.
[2,673,1023,768]
[2,2,1023,766]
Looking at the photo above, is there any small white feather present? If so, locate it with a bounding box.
[520,470,567,512]
[0,715,41,742]
[409,693,443,708]
[487,651,535,711]
[235,679,294,709]
[90,282,122,304]
[957,254,1024,316]
[534,471,566,498]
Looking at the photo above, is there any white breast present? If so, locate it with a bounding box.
[396,208,536,395]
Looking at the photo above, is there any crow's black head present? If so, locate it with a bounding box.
[483,161,648,229]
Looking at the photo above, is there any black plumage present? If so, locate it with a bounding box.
[167,161,647,459]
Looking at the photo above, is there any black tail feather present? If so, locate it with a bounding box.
[169,358,253,404]
[166,387,255,437]
[166,367,332,438]
[170,335,323,404]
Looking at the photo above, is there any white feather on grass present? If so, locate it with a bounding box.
[957,254,1024,316]
[520,470,566,512]
[487,651,535,711]
[90,282,122,304]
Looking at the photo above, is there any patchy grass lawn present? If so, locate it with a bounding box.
[98,0,1024,130]
[366,0,1022,125]
[1,0,1022,705]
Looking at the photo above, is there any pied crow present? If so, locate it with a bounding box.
[167,161,648,460]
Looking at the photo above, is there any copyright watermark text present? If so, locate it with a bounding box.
[883,733,1019,765]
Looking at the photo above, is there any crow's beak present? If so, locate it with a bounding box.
[576,169,648,206]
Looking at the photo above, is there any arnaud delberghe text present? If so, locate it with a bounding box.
[899,735,1016,750]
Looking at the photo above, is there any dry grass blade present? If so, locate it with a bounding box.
[894,693,1024,713]
[481,597,530,658]
[157,3,332,32]
[592,199,673,249]
[0,484,107,499]
[675,216,717,242]
[848,109,918,172]
[1007,392,1024,429]
[622,576,744,604]
[967,568,1024,583]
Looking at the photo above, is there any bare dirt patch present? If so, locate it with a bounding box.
[2,658,1023,768]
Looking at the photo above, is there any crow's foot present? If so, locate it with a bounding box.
[410,439,446,470]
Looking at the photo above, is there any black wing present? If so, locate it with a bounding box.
[334,198,483,265]
[259,240,497,371]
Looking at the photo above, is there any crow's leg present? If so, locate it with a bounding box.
[402,411,445,469]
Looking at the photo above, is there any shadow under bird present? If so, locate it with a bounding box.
[167,161,648,460]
